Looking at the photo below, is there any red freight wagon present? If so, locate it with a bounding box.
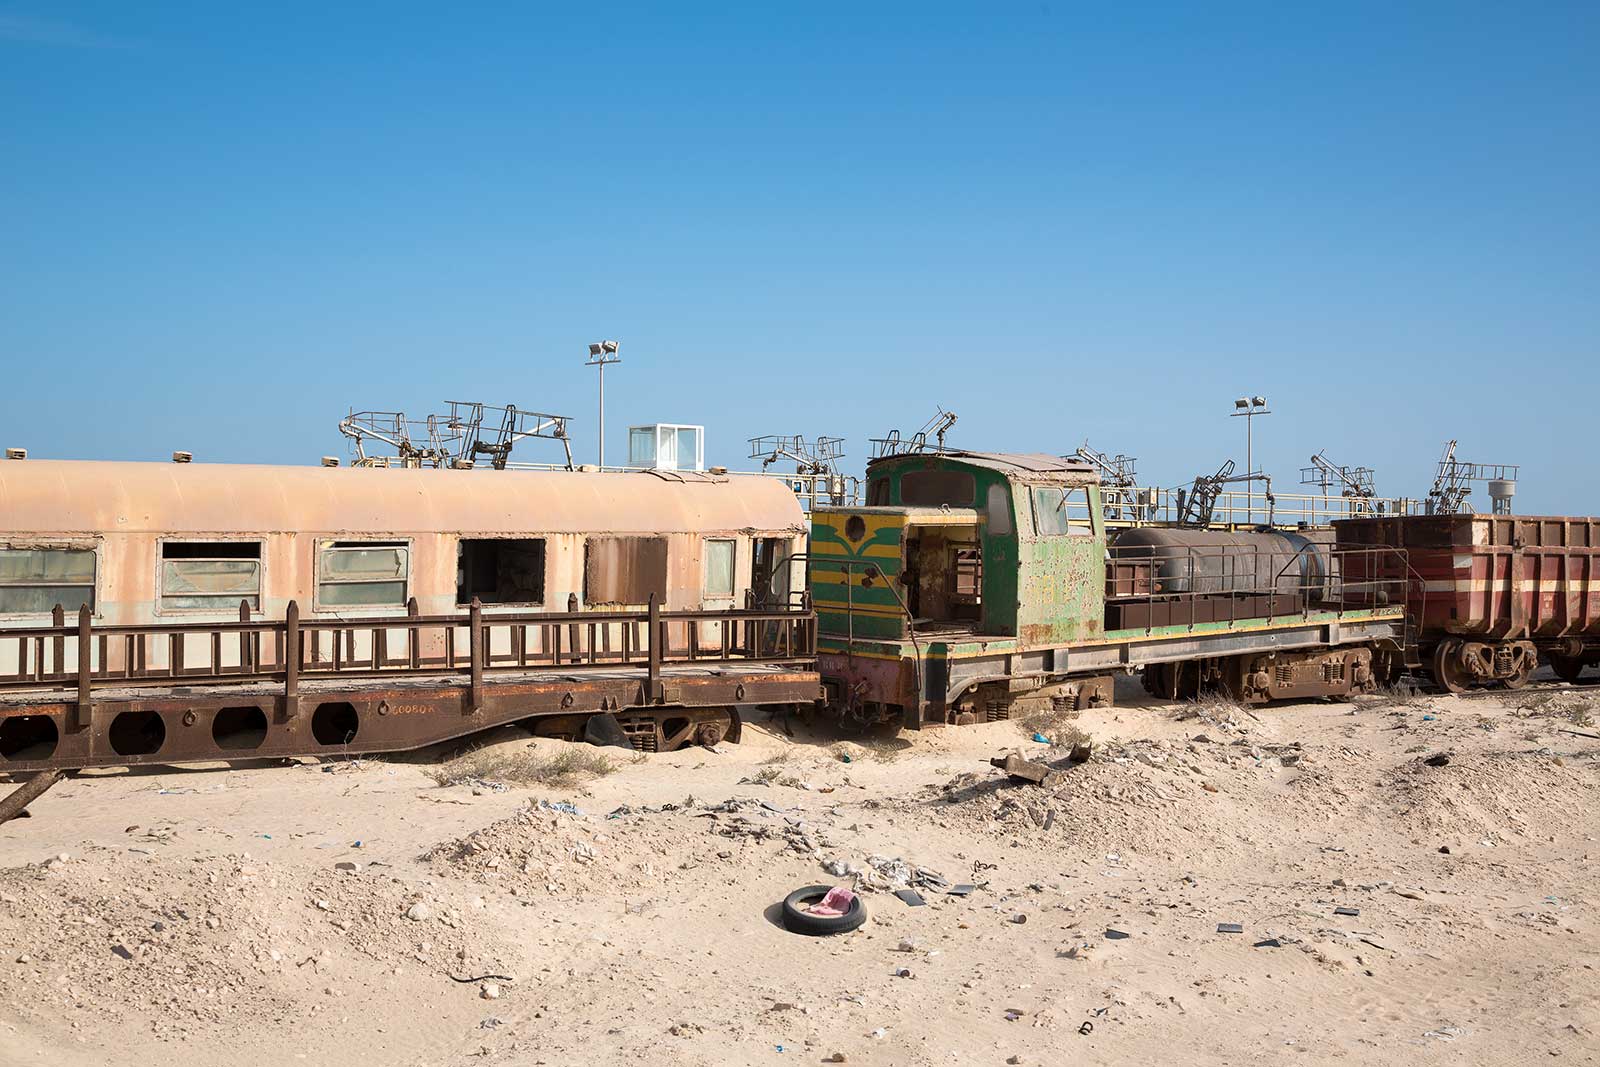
[1335,513,1600,691]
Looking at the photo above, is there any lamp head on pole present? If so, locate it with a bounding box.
[585,340,621,367]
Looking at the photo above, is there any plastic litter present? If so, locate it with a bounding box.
[1031,732,1050,744]
[894,889,926,907]
[539,800,584,816]
[1216,922,1244,934]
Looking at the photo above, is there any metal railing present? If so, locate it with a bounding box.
[0,597,817,723]
[1104,543,1419,633]
[1100,487,1423,530]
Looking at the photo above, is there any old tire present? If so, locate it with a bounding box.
[781,885,866,936]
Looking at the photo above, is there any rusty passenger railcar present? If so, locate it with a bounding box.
[1336,513,1600,689]
[0,459,818,768]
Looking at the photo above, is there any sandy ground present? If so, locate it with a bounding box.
[0,680,1596,1067]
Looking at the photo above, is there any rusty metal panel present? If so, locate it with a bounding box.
[583,537,668,606]
[1336,514,1600,641]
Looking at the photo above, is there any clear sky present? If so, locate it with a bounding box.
[2,3,1596,511]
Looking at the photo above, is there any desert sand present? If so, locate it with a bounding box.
[0,680,1595,1066]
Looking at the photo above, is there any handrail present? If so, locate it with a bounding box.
[0,597,818,705]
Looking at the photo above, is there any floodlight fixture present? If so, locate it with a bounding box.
[585,340,623,468]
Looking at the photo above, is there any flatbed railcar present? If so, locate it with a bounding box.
[0,459,820,770]
[808,451,1412,728]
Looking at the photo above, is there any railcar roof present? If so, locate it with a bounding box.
[866,450,1097,481]
[0,460,806,536]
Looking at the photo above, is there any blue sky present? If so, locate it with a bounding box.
[2,3,1596,511]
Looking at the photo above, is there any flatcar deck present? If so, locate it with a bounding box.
[0,599,822,771]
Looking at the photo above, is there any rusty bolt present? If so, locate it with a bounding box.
[182,711,197,727]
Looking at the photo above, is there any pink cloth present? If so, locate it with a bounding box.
[806,886,856,917]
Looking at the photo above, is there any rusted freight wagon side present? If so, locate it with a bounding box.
[1336,513,1600,690]
[0,459,819,769]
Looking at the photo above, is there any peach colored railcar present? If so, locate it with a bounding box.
[0,460,807,674]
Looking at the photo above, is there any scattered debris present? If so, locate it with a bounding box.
[0,769,63,826]
[990,752,1050,785]
[1217,922,1244,934]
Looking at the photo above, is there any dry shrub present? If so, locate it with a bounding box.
[1016,707,1090,749]
[1193,693,1245,724]
[853,738,906,763]
[426,744,617,789]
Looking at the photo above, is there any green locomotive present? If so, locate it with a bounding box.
[809,450,1409,729]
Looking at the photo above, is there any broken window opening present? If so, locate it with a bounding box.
[457,538,546,606]
[905,526,983,632]
[160,541,262,612]
[1031,486,1093,537]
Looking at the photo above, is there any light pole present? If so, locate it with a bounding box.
[1230,395,1270,523]
[585,341,620,467]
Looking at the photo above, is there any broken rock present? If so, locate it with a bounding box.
[990,753,1049,785]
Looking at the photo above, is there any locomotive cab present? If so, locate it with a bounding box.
[812,451,1106,725]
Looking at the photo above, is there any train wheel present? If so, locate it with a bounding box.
[1502,660,1535,690]
[1550,654,1585,683]
[1428,642,1470,695]
[1142,663,1172,700]
[656,707,742,752]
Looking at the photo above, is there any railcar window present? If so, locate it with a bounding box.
[160,542,262,612]
[317,542,409,608]
[985,484,1014,536]
[866,479,889,506]
[457,538,546,606]
[1031,486,1093,537]
[703,539,735,600]
[584,536,668,606]
[0,547,95,614]
[900,470,975,507]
